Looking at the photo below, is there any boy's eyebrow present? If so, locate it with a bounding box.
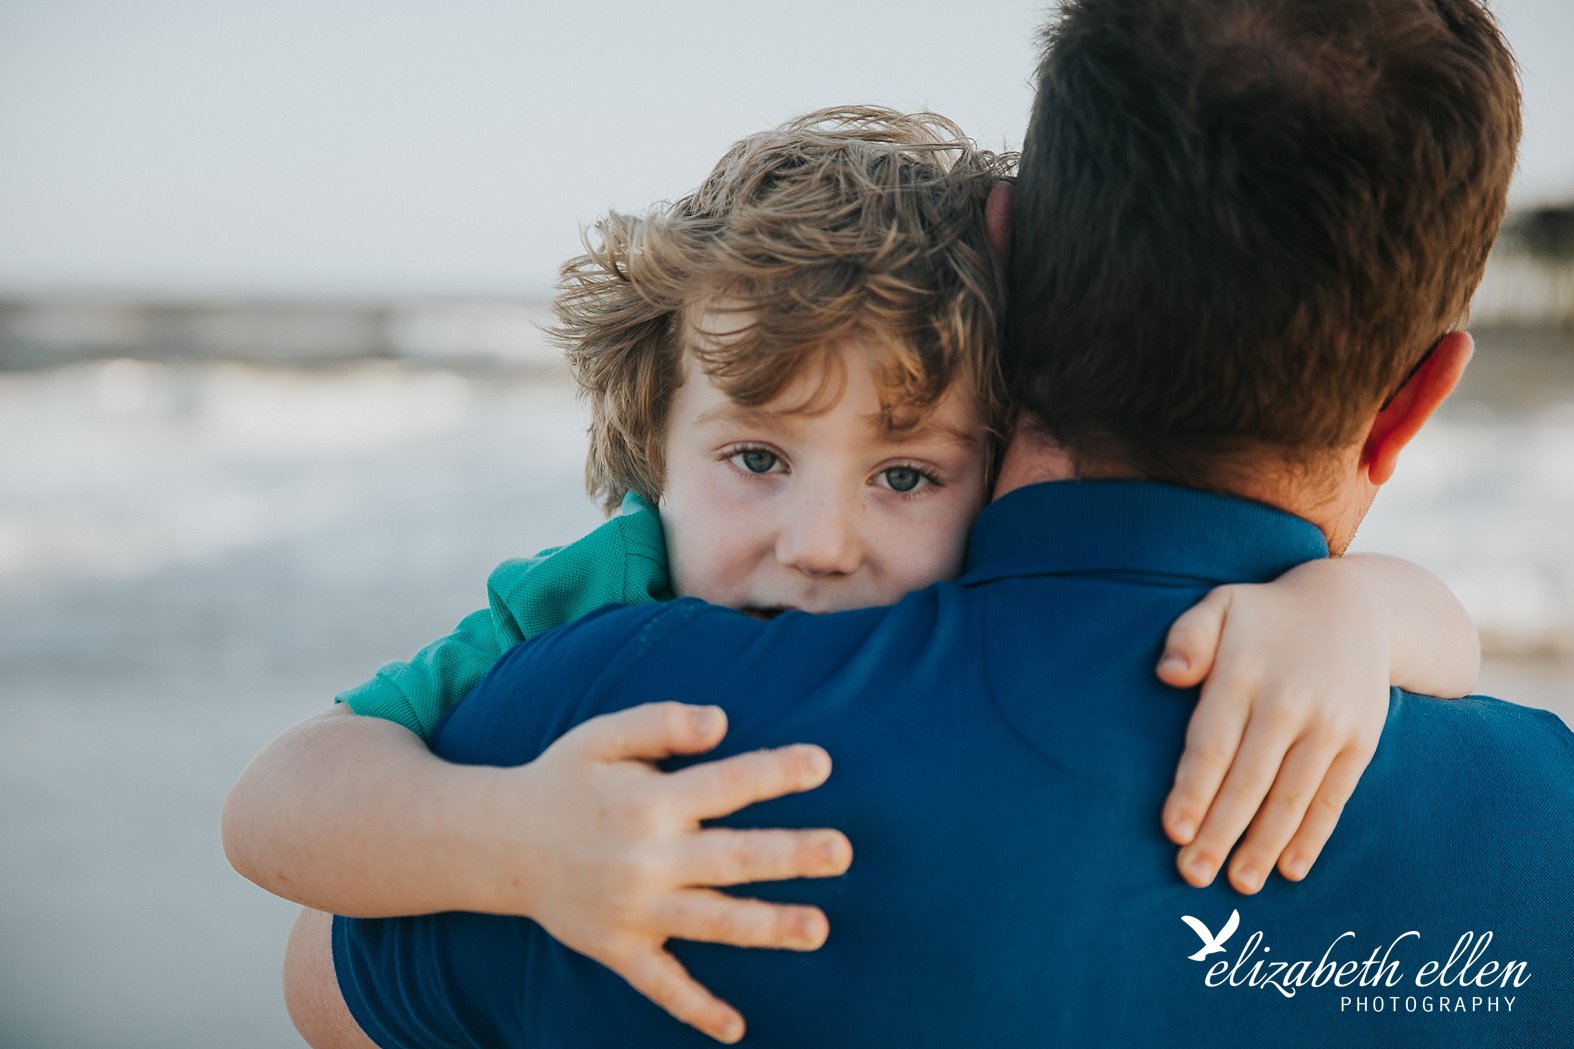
[884,415,983,449]
[693,404,793,431]
[695,402,981,449]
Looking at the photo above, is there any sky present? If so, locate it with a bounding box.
[0,0,1569,300]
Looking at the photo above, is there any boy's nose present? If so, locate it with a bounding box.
[776,495,863,578]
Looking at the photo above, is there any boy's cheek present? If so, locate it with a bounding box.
[912,487,987,583]
[660,487,768,603]
[870,508,972,591]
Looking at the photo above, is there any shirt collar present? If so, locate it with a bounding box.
[961,480,1330,587]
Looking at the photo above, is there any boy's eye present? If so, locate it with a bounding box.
[729,449,782,475]
[877,466,930,493]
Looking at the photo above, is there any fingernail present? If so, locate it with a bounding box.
[1236,867,1263,893]
[820,836,850,870]
[718,1015,744,1043]
[1184,856,1214,886]
[692,707,723,736]
[1159,651,1189,674]
[1171,818,1196,843]
[798,913,829,948]
[1282,856,1308,880]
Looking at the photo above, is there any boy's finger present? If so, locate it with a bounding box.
[679,827,852,886]
[1223,736,1341,894]
[657,889,830,951]
[1158,588,1232,688]
[569,702,728,762]
[1175,718,1290,888]
[668,744,832,820]
[620,948,746,1044]
[1162,682,1249,845]
[1276,747,1372,883]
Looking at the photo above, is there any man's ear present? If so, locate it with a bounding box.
[1362,330,1474,486]
[985,180,1013,274]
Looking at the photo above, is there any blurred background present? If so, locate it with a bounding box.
[1,1,1570,1045]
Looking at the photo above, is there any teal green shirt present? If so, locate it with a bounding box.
[336,493,672,739]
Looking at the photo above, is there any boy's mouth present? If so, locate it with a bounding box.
[742,606,796,620]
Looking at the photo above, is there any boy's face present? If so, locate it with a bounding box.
[660,313,989,617]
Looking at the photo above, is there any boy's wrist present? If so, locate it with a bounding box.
[442,762,552,918]
[1326,555,1401,675]
[1289,555,1395,664]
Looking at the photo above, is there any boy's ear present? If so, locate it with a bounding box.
[1361,330,1473,487]
[985,181,1013,274]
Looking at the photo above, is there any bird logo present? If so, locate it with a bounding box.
[1181,909,1240,961]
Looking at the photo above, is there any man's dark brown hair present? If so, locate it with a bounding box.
[1007,0,1521,485]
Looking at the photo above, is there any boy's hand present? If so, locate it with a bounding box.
[500,701,851,1045]
[1155,567,1388,895]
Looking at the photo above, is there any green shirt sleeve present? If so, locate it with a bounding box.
[336,492,672,740]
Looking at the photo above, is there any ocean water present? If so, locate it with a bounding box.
[0,334,1570,1047]
[0,360,604,1048]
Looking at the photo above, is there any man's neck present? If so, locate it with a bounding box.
[993,430,1369,554]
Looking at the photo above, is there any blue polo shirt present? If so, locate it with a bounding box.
[336,481,1574,1048]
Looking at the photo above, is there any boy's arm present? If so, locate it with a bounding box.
[223,701,850,1043]
[224,705,503,917]
[1153,553,1479,894]
[222,699,848,911]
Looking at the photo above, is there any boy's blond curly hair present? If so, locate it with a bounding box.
[551,106,1015,513]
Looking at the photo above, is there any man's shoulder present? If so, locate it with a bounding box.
[439,589,959,767]
[1376,690,1574,828]
[496,587,941,683]
[1397,686,1567,752]
[486,596,716,687]
[429,599,706,766]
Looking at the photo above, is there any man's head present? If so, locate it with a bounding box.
[553,106,1012,609]
[1004,0,1520,547]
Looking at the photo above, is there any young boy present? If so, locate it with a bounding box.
[224,107,1479,1045]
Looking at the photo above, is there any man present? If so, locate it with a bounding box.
[296,0,1574,1044]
